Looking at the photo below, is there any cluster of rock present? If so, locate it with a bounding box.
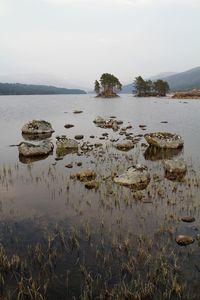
[93,116,123,131]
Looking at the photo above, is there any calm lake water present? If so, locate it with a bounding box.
[0,94,200,299]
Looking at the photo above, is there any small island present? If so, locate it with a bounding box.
[134,76,170,97]
[172,89,200,99]
[94,73,122,98]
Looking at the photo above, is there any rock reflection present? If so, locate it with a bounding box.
[19,154,51,164]
[143,146,183,161]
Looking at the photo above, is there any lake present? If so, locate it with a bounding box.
[0,94,200,299]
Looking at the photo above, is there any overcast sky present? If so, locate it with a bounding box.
[0,0,200,88]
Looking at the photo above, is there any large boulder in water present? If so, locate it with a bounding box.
[18,141,54,157]
[144,132,184,149]
[21,120,54,135]
[163,159,187,180]
[114,165,150,189]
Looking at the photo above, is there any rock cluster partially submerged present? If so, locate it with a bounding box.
[70,169,96,182]
[18,141,54,157]
[114,165,150,190]
[144,132,184,149]
[22,120,54,135]
[93,116,123,131]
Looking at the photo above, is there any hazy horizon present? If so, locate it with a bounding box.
[1,0,200,89]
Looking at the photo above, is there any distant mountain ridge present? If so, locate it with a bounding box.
[121,67,200,93]
[0,82,86,95]
[162,67,200,91]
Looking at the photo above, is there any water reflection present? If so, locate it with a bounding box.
[143,145,183,161]
[19,153,52,164]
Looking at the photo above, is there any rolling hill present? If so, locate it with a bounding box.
[0,83,86,95]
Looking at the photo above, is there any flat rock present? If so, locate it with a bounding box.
[176,235,194,246]
[73,110,83,114]
[114,165,150,189]
[18,141,54,157]
[181,217,195,223]
[70,169,96,182]
[144,132,184,149]
[21,120,54,134]
[115,140,134,151]
[64,124,74,129]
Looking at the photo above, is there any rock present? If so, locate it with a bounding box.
[90,135,95,138]
[21,120,54,134]
[70,169,96,182]
[175,235,194,246]
[18,141,54,157]
[56,136,78,149]
[64,124,74,129]
[113,165,150,190]
[116,120,123,125]
[102,132,108,137]
[73,110,83,114]
[112,121,119,131]
[85,180,99,190]
[77,162,82,166]
[65,164,73,168]
[181,217,195,223]
[160,121,168,124]
[115,140,134,151]
[74,135,84,140]
[139,124,147,128]
[163,159,187,180]
[93,116,105,124]
[144,132,184,149]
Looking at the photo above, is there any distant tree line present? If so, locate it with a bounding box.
[134,76,170,97]
[0,83,86,95]
[95,73,122,97]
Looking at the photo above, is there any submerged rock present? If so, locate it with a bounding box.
[70,169,96,182]
[115,140,134,151]
[18,141,54,157]
[64,124,74,129]
[163,159,187,180]
[144,132,184,149]
[181,217,195,223]
[114,165,150,189]
[73,110,83,114]
[176,235,194,246]
[21,120,54,134]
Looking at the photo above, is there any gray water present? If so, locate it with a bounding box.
[0,94,200,299]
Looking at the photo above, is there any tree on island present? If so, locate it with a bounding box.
[94,73,122,97]
[134,76,169,97]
